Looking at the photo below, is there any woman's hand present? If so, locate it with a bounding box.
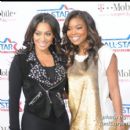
[117,125,128,130]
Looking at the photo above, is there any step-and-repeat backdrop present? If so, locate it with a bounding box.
[0,1,130,130]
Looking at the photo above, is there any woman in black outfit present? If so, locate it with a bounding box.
[9,13,70,130]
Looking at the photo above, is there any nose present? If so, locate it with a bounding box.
[40,34,46,41]
[70,29,76,35]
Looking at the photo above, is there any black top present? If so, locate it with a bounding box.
[9,50,68,130]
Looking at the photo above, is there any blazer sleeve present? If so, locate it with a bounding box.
[9,54,23,130]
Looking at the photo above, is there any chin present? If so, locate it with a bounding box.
[72,42,80,46]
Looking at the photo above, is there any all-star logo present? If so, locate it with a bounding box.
[0,38,18,53]
[0,99,9,111]
[102,34,130,52]
[37,4,74,22]
[123,104,130,117]
[0,99,23,112]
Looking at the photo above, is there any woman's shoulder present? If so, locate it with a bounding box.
[98,45,115,69]
[12,48,29,63]
[16,47,28,55]
[98,44,113,56]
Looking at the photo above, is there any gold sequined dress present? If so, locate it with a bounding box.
[67,55,103,130]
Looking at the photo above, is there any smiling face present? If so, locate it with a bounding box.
[33,22,54,52]
[67,16,89,50]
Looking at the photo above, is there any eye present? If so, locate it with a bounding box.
[45,32,53,36]
[34,31,41,36]
[76,26,82,30]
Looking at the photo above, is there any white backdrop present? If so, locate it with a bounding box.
[0,1,130,129]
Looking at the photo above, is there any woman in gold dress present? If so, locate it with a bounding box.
[62,10,125,130]
[62,10,103,130]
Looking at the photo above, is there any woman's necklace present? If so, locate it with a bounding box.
[75,54,88,62]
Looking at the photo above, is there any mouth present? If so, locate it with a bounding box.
[71,36,80,42]
[39,42,47,47]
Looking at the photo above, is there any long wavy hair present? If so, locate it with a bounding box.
[22,13,62,54]
[62,10,103,68]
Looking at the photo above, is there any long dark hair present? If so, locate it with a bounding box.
[62,10,103,68]
[23,13,62,54]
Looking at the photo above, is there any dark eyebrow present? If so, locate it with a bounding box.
[68,24,83,28]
